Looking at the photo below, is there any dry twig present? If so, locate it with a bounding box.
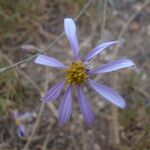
[100,0,108,40]
[113,0,150,56]
[23,69,49,150]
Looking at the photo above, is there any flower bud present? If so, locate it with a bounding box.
[21,44,40,54]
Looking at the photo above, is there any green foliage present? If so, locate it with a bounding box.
[121,72,143,106]
[123,72,141,93]
[71,0,85,7]
[0,71,25,114]
[119,109,137,125]
[145,107,150,115]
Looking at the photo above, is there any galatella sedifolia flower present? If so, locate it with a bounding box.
[12,110,26,138]
[34,18,135,126]
[12,111,37,137]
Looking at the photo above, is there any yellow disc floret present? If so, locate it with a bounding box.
[66,61,87,85]
[15,118,21,126]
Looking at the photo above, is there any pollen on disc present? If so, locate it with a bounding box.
[65,61,87,85]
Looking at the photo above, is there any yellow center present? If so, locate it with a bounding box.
[15,118,21,126]
[65,61,87,85]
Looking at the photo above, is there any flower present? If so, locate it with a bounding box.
[34,18,135,126]
[12,111,26,138]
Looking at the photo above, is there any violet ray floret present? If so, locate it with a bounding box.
[41,81,65,103]
[35,55,67,68]
[84,41,121,62]
[58,86,72,126]
[88,57,135,74]
[34,18,135,125]
[88,79,126,108]
[77,86,94,124]
[64,18,79,60]
[17,124,26,138]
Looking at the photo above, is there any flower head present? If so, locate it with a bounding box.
[12,111,26,138]
[35,18,135,126]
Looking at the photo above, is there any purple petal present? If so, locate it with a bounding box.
[18,112,32,121]
[88,58,135,74]
[17,124,26,138]
[88,80,126,108]
[58,86,72,126]
[12,111,18,119]
[64,18,79,60]
[77,86,94,125]
[84,41,121,61]
[41,81,65,103]
[35,55,67,68]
